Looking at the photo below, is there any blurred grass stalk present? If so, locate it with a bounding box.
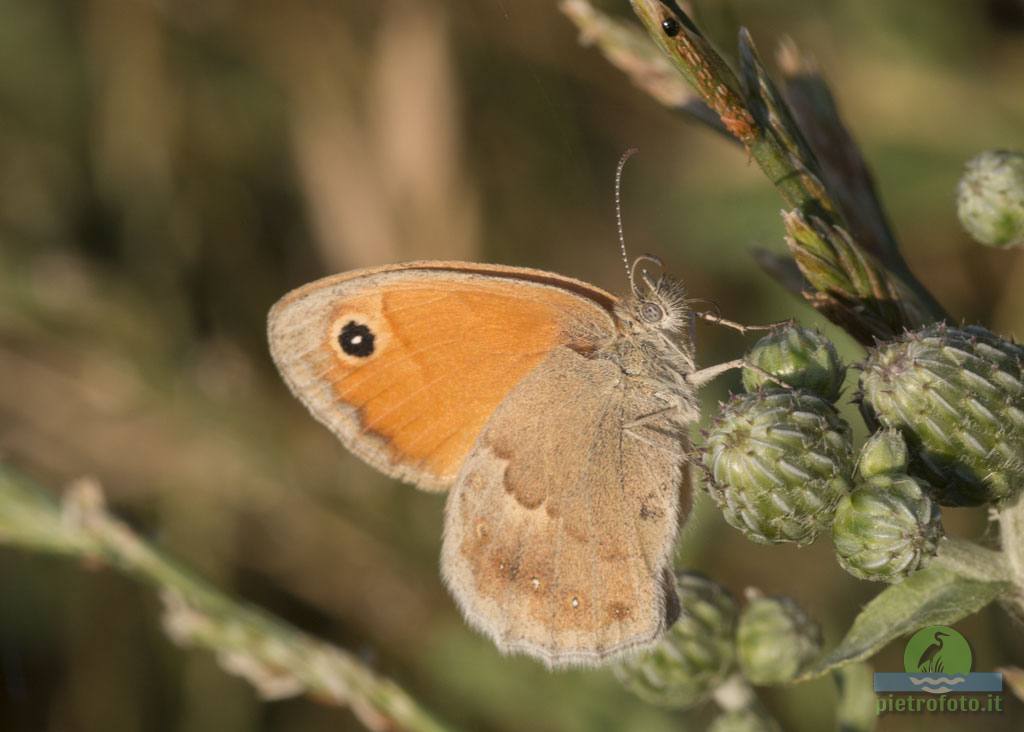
[0,466,454,732]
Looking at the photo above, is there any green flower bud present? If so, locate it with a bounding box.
[832,474,943,582]
[736,595,821,685]
[709,709,782,732]
[742,325,846,402]
[702,391,854,545]
[614,573,737,708]
[956,149,1024,248]
[859,324,1024,506]
[857,428,909,479]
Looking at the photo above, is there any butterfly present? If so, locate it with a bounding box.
[267,253,749,668]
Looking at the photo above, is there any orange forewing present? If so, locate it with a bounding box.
[268,263,618,490]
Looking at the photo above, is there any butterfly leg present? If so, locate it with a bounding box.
[687,359,796,391]
[686,358,745,388]
[694,311,793,335]
[625,406,676,430]
[624,408,684,448]
[622,426,681,457]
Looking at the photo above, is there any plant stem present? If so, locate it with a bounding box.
[933,536,1011,584]
[0,466,455,732]
[629,0,829,216]
[998,497,1024,616]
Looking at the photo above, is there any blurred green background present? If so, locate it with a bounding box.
[1,0,1023,730]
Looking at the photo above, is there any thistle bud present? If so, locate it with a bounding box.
[702,391,854,545]
[614,573,737,708]
[859,324,1024,506]
[736,595,821,685]
[956,149,1024,248]
[742,325,846,403]
[832,474,943,582]
[857,428,909,479]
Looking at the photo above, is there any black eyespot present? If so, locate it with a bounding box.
[661,17,680,37]
[640,301,664,323]
[339,320,375,358]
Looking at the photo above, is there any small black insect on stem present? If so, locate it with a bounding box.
[656,0,702,36]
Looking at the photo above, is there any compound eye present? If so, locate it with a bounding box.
[640,301,664,323]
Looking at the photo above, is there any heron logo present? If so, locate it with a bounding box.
[875,625,1003,716]
[903,626,972,677]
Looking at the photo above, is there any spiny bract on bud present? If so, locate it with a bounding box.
[857,428,909,479]
[956,149,1024,248]
[702,391,854,544]
[614,572,737,708]
[859,324,1024,506]
[832,473,944,582]
[709,709,782,732]
[736,595,821,685]
[742,325,846,402]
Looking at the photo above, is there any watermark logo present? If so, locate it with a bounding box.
[903,625,974,691]
[875,625,1003,715]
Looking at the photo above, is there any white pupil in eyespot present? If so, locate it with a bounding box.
[338,320,376,357]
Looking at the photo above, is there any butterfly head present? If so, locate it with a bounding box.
[619,255,690,337]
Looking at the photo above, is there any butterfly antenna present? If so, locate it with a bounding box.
[615,147,639,289]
